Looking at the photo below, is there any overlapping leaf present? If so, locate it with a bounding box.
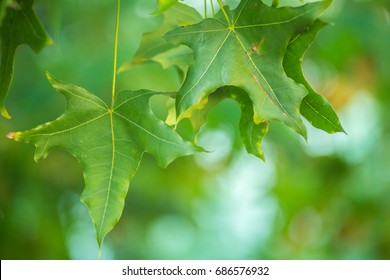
[153,0,178,15]
[7,73,201,246]
[0,0,52,119]
[170,86,269,159]
[165,0,333,140]
[217,86,269,159]
[284,19,344,133]
[119,2,201,75]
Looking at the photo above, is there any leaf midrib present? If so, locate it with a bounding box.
[98,110,116,240]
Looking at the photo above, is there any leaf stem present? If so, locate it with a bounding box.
[111,0,121,107]
[216,0,231,26]
[204,0,207,18]
[210,0,215,17]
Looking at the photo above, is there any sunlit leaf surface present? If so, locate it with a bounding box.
[8,73,201,246]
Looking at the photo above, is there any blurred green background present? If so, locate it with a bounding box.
[1,0,390,259]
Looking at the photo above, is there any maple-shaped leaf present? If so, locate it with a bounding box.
[284,19,344,134]
[0,0,52,119]
[7,73,201,246]
[165,0,333,138]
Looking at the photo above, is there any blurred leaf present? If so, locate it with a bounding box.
[152,45,193,71]
[119,2,201,75]
[284,20,344,134]
[0,0,52,119]
[165,0,332,148]
[153,0,178,15]
[0,0,8,25]
[8,73,201,246]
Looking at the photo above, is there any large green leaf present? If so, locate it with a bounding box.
[284,19,344,134]
[0,0,52,119]
[165,0,333,139]
[7,73,201,246]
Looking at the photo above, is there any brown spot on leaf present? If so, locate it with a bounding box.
[250,38,265,56]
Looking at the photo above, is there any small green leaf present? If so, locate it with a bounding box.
[166,0,333,139]
[153,0,178,15]
[284,19,345,134]
[8,73,201,246]
[0,0,52,119]
[119,2,201,75]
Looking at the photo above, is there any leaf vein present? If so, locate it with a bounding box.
[178,30,232,110]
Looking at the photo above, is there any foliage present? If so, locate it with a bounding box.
[0,0,52,119]
[8,73,201,245]
[2,0,344,248]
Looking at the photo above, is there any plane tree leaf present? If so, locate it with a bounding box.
[0,0,52,119]
[165,0,333,140]
[284,19,345,133]
[119,2,201,76]
[7,72,201,246]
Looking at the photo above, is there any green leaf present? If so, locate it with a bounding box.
[272,0,280,8]
[0,0,52,119]
[221,86,269,160]
[153,0,178,15]
[7,73,201,246]
[284,20,345,134]
[119,2,201,75]
[165,0,333,139]
[0,0,8,25]
[185,86,269,160]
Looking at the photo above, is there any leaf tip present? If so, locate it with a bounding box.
[45,71,54,81]
[6,132,15,140]
[6,132,19,140]
[1,107,11,119]
[47,37,54,46]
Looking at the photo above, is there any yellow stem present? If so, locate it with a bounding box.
[111,0,121,107]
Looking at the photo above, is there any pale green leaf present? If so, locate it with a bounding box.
[0,0,52,119]
[119,2,201,75]
[8,73,201,246]
[284,19,345,133]
[165,0,333,139]
[153,0,178,15]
